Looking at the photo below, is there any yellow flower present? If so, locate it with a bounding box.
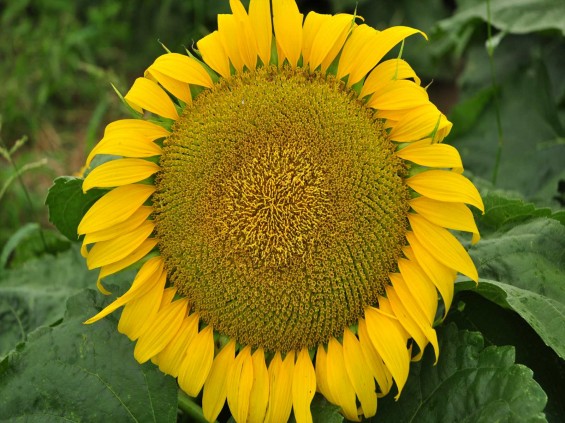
[79,1,483,422]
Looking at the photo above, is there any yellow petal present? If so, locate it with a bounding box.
[83,159,160,192]
[157,313,200,377]
[86,221,155,269]
[343,328,377,418]
[83,206,153,245]
[337,24,378,83]
[302,12,327,68]
[397,258,438,324]
[97,238,157,281]
[203,340,236,423]
[146,68,192,104]
[249,0,272,66]
[309,14,354,72]
[342,26,425,87]
[197,31,231,79]
[396,139,463,170]
[408,213,479,282]
[367,80,429,111]
[292,348,316,423]
[86,120,168,167]
[377,296,396,317]
[84,256,164,324]
[80,243,88,258]
[326,338,359,421]
[248,348,270,423]
[227,346,254,423]
[230,0,258,70]
[218,14,245,73]
[410,196,480,244]
[134,296,188,363]
[124,77,179,120]
[272,0,303,68]
[434,119,453,143]
[86,134,162,168]
[265,351,294,423]
[104,119,170,139]
[359,58,420,98]
[387,282,439,362]
[118,279,169,341]
[406,232,456,316]
[406,170,484,212]
[150,53,213,88]
[364,306,411,399]
[179,326,215,397]
[79,184,155,234]
[375,108,411,123]
[357,319,393,396]
[315,345,337,404]
[389,105,451,143]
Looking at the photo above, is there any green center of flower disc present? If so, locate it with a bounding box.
[154,67,410,352]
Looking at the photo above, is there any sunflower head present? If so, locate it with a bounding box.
[79,1,483,422]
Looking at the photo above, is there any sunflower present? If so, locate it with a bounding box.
[78,1,483,422]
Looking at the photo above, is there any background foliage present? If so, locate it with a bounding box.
[1,0,564,421]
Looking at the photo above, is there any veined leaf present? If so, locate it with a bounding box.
[461,218,565,359]
[373,324,547,422]
[0,288,178,422]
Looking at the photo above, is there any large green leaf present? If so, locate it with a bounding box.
[462,218,565,359]
[457,279,565,361]
[0,245,97,358]
[45,176,106,241]
[373,324,547,422]
[438,0,565,36]
[475,190,565,236]
[447,292,565,422]
[0,288,178,422]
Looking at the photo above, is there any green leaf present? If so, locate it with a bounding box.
[476,190,565,236]
[0,288,178,422]
[458,279,565,361]
[462,218,565,359]
[373,324,547,422]
[0,245,98,358]
[447,291,565,422]
[439,0,565,36]
[45,176,106,241]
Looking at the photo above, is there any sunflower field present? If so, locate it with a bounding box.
[1,0,564,422]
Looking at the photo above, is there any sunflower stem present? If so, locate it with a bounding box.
[486,0,504,185]
[177,390,211,423]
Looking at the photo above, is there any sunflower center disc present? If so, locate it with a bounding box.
[154,67,410,352]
